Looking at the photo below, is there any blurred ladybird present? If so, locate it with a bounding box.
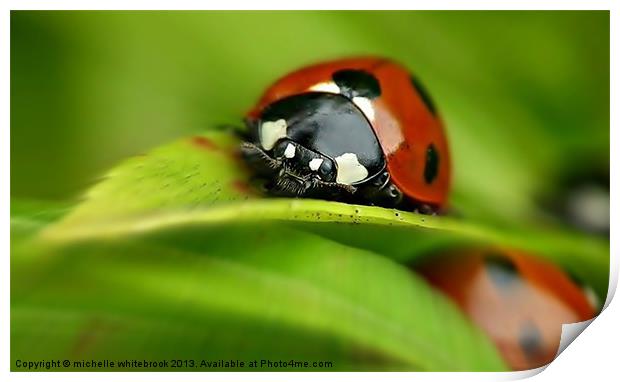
[542,165,610,235]
[415,249,597,370]
[241,57,451,213]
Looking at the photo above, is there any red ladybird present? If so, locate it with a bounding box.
[241,57,450,212]
[415,248,597,370]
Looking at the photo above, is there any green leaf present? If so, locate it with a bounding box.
[50,132,253,223]
[40,131,609,298]
[11,199,73,245]
[12,226,506,371]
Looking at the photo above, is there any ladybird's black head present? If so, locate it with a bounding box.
[271,139,336,182]
[268,138,341,197]
[241,138,347,199]
[241,92,376,199]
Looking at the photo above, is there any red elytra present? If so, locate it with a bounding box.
[415,249,597,370]
[246,57,451,210]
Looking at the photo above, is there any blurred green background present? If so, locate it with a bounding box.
[11,11,609,221]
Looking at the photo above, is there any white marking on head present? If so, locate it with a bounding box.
[352,97,375,121]
[260,119,288,150]
[334,153,368,185]
[308,82,341,94]
[308,158,324,171]
[284,143,296,158]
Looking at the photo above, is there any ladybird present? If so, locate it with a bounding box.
[241,57,451,212]
[415,248,597,370]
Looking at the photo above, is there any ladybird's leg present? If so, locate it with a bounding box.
[355,172,405,208]
[271,173,309,197]
[373,182,404,208]
[239,142,282,177]
[303,177,357,201]
[417,203,437,215]
[313,178,356,194]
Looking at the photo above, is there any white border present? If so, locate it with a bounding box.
[3,2,616,382]
[1,1,617,11]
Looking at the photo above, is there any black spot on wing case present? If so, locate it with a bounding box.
[484,254,520,289]
[424,144,440,184]
[410,75,437,116]
[332,69,382,99]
